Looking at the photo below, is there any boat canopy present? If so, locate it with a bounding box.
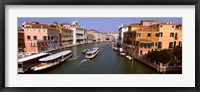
[18,53,48,63]
[86,48,99,54]
[39,50,71,62]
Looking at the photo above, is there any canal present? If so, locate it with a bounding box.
[30,42,157,74]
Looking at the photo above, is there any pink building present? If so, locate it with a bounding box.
[23,22,60,53]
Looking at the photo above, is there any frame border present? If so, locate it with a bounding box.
[0,0,199,92]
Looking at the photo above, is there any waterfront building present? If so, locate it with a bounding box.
[123,20,182,57]
[107,32,119,42]
[18,27,25,52]
[51,22,74,48]
[118,23,128,45]
[23,21,60,53]
[63,20,87,45]
[87,29,108,42]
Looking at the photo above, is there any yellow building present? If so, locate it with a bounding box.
[123,20,182,57]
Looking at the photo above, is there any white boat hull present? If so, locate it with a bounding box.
[85,50,99,59]
[33,53,72,71]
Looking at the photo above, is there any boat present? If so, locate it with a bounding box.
[85,48,99,59]
[83,49,89,53]
[18,53,49,73]
[120,52,126,56]
[126,55,133,60]
[32,50,72,71]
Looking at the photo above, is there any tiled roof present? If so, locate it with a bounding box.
[140,20,157,22]
[132,26,157,31]
[24,24,59,30]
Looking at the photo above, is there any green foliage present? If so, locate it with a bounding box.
[146,49,176,64]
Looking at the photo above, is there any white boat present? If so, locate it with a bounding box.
[126,55,133,60]
[32,50,72,71]
[120,53,126,56]
[18,53,49,73]
[85,48,99,59]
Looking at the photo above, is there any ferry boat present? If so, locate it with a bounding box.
[18,53,49,73]
[32,50,72,71]
[85,48,99,59]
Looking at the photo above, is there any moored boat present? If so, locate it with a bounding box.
[126,55,133,60]
[85,48,99,59]
[32,50,72,71]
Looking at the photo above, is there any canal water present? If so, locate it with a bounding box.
[30,42,157,74]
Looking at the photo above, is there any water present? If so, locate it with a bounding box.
[30,42,157,74]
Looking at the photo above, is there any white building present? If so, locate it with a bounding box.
[63,20,87,45]
[118,23,128,45]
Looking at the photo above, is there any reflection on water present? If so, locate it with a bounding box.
[30,42,157,74]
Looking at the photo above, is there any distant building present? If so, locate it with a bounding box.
[123,20,182,57]
[23,21,60,53]
[87,29,108,42]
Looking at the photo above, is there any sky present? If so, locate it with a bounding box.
[18,17,182,33]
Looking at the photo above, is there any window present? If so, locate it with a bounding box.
[156,33,159,37]
[169,42,173,48]
[34,29,36,32]
[152,42,154,46]
[160,25,162,27]
[137,33,140,37]
[34,36,37,40]
[44,29,46,33]
[155,42,158,46]
[48,36,50,40]
[178,41,182,47]
[175,33,178,39]
[39,29,41,32]
[18,64,22,68]
[43,36,47,40]
[160,32,163,37]
[172,26,174,28]
[170,33,174,37]
[148,33,151,37]
[27,36,31,40]
[158,42,162,48]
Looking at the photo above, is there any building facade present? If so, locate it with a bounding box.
[123,20,182,57]
[18,28,25,52]
[23,21,60,53]
[63,20,87,45]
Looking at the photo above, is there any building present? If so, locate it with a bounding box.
[18,27,25,52]
[23,21,60,53]
[107,32,119,42]
[87,29,109,42]
[63,20,87,45]
[123,20,182,57]
[118,23,128,45]
[51,22,73,48]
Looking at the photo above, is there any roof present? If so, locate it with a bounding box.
[24,24,59,30]
[86,48,99,54]
[141,20,157,22]
[39,50,72,61]
[18,53,48,63]
[132,26,157,31]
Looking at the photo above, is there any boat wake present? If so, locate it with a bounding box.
[72,59,88,69]
[68,56,80,61]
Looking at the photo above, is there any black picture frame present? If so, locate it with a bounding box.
[0,0,199,92]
